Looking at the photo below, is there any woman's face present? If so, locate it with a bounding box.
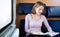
[35,6,44,15]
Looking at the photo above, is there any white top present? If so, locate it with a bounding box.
[25,14,53,36]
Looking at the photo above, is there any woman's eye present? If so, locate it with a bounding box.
[39,9,43,11]
[39,9,41,10]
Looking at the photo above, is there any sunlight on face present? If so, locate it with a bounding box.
[35,6,44,15]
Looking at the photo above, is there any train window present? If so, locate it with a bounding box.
[0,0,13,31]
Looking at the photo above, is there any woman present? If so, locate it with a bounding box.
[25,1,54,37]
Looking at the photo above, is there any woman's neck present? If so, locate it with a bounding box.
[31,14,42,21]
[35,14,41,17]
[32,14,42,19]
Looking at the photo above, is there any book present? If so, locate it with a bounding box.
[31,31,59,37]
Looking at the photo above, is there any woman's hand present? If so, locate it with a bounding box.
[49,30,55,33]
[29,30,33,34]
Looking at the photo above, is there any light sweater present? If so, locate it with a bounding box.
[25,14,53,36]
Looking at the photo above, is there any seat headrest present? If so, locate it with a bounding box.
[47,6,60,17]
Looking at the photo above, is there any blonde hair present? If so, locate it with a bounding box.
[31,1,46,14]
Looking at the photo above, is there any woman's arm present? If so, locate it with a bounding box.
[25,14,30,33]
[43,15,54,32]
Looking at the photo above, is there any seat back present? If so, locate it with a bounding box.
[19,20,26,37]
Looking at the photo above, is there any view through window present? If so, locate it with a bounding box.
[0,0,12,30]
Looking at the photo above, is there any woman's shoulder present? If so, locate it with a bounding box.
[26,14,31,16]
[41,15,46,18]
[25,14,31,17]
